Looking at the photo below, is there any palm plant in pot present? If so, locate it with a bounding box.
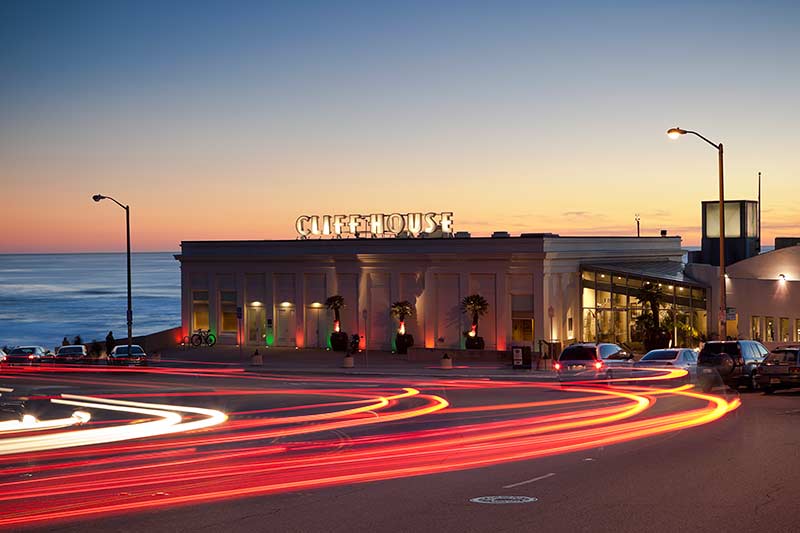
[390,300,414,354]
[325,295,348,351]
[461,294,489,349]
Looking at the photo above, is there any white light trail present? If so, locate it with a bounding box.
[0,395,227,456]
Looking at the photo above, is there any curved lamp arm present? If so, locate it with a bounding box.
[92,194,128,210]
[666,127,721,150]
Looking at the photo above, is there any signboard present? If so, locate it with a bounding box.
[726,307,737,321]
[236,306,243,319]
[296,212,453,239]
[512,347,523,366]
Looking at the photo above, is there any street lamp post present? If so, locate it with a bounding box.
[666,127,727,340]
[93,194,133,357]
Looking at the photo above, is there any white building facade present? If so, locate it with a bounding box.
[687,244,800,349]
[177,234,709,353]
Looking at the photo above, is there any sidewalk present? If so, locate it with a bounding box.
[158,346,558,380]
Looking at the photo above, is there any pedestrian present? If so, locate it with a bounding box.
[62,336,70,347]
[105,331,115,356]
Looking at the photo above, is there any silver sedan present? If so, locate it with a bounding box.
[634,348,698,383]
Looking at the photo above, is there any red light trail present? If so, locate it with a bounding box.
[0,365,738,527]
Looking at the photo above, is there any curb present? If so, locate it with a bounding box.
[244,367,559,380]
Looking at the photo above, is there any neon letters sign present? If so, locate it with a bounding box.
[296,212,454,238]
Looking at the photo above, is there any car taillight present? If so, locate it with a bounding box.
[28,354,35,359]
[594,361,603,370]
[554,362,561,370]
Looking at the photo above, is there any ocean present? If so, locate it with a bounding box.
[0,253,180,350]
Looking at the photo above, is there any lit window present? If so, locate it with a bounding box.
[192,291,209,331]
[220,291,238,332]
[780,318,790,342]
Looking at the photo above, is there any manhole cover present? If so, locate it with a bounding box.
[470,496,538,505]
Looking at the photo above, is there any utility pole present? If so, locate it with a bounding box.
[635,213,641,237]
[758,171,762,254]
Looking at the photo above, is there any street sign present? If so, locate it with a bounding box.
[726,307,737,321]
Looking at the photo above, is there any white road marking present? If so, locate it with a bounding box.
[471,496,538,504]
[503,472,556,489]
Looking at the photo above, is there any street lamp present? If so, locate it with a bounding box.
[92,194,133,357]
[666,127,727,340]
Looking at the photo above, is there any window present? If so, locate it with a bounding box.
[192,291,209,331]
[511,294,534,343]
[765,317,776,342]
[599,344,620,359]
[511,319,533,342]
[780,318,790,342]
[751,316,761,340]
[220,290,238,333]
[796,319,800,342]
[705,202,741,238]
[755,343,769,358]
[641,350,680,361]
[742,343,757,362]
[765,350,799,364]
[559,345,597,361]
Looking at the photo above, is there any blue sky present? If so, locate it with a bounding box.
[2,1,798,251]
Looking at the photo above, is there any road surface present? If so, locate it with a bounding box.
[0,363,797,532]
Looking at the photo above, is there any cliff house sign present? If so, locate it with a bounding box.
[296,212,454,239]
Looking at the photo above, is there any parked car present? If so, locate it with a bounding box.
[697,340,769,392]
[756,346,800,394]
[4,346,49,365]
[55,344,89,363]
[107,344,147,365]
[0,348,6,364]
[634,348,698,383]
[555,343,634,383]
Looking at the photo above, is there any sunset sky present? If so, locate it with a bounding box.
[2,1,798,253]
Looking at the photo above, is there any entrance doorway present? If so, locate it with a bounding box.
[276,305,296,346]
[247,306,266,345]
[305,307,327,348]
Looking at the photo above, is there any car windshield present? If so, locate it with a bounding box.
[642,350,679,361]
[115,346,144,355]
[9,348,35,355]
[701,342,740,356]
[765,350,799,364]
[59,347,84,355]
[558,346,596,361]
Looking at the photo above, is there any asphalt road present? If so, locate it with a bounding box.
[1,364,798,533]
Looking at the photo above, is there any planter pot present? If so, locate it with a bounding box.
[395,333,415,354]
[465,336,485,350]
[330,331,349,352]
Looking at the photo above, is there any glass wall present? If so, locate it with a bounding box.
[581,268,708,350]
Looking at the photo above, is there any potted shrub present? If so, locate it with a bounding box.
[325,295,348,351]
[390,300,415,354]
[461,294,489,349]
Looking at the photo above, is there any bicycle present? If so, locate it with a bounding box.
[190,329,217,347]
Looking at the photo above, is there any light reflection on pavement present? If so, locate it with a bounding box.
[0,365,738,527]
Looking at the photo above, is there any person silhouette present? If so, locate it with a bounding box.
[105,331,115,356]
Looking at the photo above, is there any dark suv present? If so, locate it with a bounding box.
[697,340,769,392]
